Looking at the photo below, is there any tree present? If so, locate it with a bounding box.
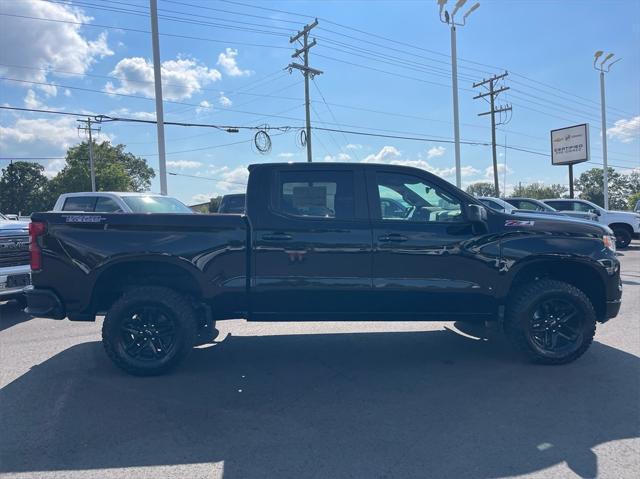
[0,161,50,215]
[575,167,631,210]
[510,182,568,200]
[47,141,155,200]
[466,182,495,197]
[628,192,640,211]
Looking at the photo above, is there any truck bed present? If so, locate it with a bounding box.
[30,212,248,319]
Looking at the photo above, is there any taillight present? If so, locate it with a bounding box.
[29,221,46,271]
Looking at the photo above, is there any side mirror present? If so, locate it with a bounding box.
[465,204,487,223]
[589,209,601,216]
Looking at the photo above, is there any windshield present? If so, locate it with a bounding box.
[122,196,193,214]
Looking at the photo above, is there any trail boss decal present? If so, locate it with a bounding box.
[63,215,106,223]
[505,219,535,227]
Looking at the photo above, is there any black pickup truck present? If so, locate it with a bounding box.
[26,162,622,375]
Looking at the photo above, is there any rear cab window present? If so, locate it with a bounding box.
[62,196,97,212]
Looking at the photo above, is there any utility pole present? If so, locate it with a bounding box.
[437,0,480,188]
[150,0,167,194]
[593,51,621,210]
[287,19,322,162]
[473,71,512,197]
[77,117,101,192]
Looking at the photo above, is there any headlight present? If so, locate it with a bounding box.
[603,235,616,252]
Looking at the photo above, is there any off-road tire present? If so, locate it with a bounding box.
[505,279,596,365]
[102,286,197,376]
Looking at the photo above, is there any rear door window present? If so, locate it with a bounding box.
[62,196,97,212]
[274,170,355,219]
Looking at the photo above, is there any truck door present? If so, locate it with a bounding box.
[366,169,498,320]
[250,166,372,319]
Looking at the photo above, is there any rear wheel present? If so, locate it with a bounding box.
[102,286,197,376]
[505,279,596,364]
[611,226,632,249]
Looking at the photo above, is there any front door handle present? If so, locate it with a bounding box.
[378,233,408,243]
[262,233,293,241]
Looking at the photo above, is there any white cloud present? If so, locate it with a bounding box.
[277,152,295,158]
[196,100,213,114]
[217,48,252,77]
[218,92,232,107]
[206,165,249,194]
[345,143,362,150]
[361,145,402,163]
[191,193,212,204]
[0,0,112,93]
[23,90,42,109]
[166,160,203,169]
[0,117,112,174]
[484,163,512,181]
[105,57,221,101]
[64,89,72,97]
[323,153,352,162]
[360,146,479,180]
[109,108,156,120]
[426,146,446,159]
[607,116,640,143]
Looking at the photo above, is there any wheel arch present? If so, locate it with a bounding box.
[608,222,633,234]
[506,258,607,321]
[90,257,205,313]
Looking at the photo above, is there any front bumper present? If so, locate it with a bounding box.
[603,299,621,322]
[0,264,31,299]
[25,286,66,319]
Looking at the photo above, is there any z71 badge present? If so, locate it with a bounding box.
[63,215,106,223]
[505,219,535,227]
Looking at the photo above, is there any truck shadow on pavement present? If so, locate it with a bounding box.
[0,301,32,333]
[1,329,638,479]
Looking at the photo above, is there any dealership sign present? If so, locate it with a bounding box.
[550,123,590,165]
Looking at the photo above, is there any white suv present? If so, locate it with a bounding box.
[543,198,640,248]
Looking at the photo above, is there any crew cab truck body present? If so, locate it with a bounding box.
[26,163,622,375]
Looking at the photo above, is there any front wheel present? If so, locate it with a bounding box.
[102,286,197,376]
[505,279,596,365]
[612,226,632,249]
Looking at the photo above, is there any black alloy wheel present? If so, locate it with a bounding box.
[528,298,583,358]
[120,305,177,361]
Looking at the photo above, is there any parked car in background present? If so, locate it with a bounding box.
[27,162,622,375]
[504,198,597,222]
[53,192,193,214]
[477,197,517,214]
[217,193,246,214]
[543,198,640,248]
[0,218,31,306]
[3,214,19,221]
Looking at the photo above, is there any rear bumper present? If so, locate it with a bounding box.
[25,286,66,319]
[602,299,622,322]
[0,264,31,299]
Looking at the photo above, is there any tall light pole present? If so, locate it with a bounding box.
[150,0,167,195]
[593,51,621,210]
[437,0,480,189]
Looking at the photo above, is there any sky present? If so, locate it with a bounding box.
[0,0,639,205]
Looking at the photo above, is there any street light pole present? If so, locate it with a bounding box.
[593,51,620,210]
[437,0,480,189]
[450,24,461,188]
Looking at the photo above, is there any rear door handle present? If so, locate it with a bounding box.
[262,233,293,241]
[378,233,408,243]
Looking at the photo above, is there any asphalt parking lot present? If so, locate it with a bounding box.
[1,242,638,479]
